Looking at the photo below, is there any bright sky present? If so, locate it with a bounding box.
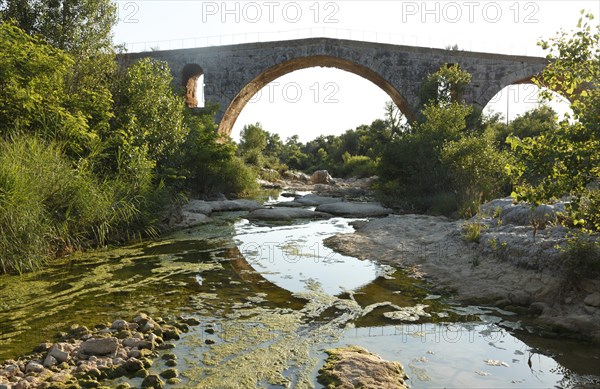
[113,0,598,141]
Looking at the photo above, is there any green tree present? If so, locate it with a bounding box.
[238,123,268,167]
[507,12,600,230]
[0,21,93,154]
[111,58,187,177]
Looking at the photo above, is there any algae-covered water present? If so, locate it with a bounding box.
[1,192,599,388]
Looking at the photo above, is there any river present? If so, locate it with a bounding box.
[0,191,599,388]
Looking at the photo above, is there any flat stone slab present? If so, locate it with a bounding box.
[294,194,342,206]
[316,202,392,217]
[182,199,262,215]
[174,212,212,229]
[248,207,332,221]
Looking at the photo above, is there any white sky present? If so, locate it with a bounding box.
[113,0,599,142]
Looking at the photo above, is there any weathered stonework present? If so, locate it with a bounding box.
[120,38,549,135]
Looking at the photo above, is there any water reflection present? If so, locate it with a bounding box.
[0,201,598,388]
[235,217,387,295]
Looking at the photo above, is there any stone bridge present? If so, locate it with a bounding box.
[120,38,549,135]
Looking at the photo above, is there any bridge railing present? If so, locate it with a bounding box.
[121,27,542,57]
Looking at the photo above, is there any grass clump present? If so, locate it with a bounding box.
[0,137,161,274]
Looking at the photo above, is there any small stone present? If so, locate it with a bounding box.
[182,317,200,326]
[159,368,178,379]
[135,368,149,378]
[584,292,600,308]
[141,374,165,388]
[43,355,58,368]
[33,343,53,353]
[81,337,119,356]
[48,343,70,363]
[204,328,215,335]
[167,378,181,385]
[25,361,45,374]
[162,326,180,341]
[133,313,149,324]
[161,353,176,361]
[123,358,144,373]
[157,343,175,350]
[165,360,177,367]
[111,319,129,331]
[205,339,215,345]
[146,333,162,344]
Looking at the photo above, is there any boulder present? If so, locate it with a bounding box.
[141,374,165,389]
[315,202,392,217]
[248,207,332,221]
[47,343,70,363]
[293,194,341,206]
[111,319,129,331]
[81,337,119,356]
[318,346,408,389]
[209,199,262,212]
[181,200,213,215]
[174,211,212,229]
[311,170,334,184]
[25,361,44,374]
[282,170,311,183]
[584,292,600,308]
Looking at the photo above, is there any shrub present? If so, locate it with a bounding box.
[0,136,163,274]
[560,232,600,290]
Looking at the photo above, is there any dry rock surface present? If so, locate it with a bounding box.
[325,198,600,343]
[318,346,408,389]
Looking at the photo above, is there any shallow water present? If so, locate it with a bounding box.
[0,192,599,387]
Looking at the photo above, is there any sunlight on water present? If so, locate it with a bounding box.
[235,217,386,295]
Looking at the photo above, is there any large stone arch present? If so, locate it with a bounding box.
[217,55,414,137]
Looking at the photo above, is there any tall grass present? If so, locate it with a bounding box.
[0,136,164,274]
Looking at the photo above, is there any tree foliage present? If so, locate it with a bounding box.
[507,11,600,230]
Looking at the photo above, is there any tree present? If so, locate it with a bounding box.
[418,63,472,109]
[238,123,268,167]
[507,12,600,230]
[110,58,187,178]
[0,21,93,154]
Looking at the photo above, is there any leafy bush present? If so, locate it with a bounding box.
[341,153,377,178]
[0,136,165,274]
[560,232,600,289]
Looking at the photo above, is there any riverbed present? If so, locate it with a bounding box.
[1,191,599,387]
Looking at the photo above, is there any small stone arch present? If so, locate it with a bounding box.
[182,64,205,108]
[217,55,415,137]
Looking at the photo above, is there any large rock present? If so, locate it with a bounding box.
[174,211,212,229]
[141,374,165,388]
[318,346,408,389]
[81,337,119,356]
[47,343,71,363]
[181,200,213,215]
[181,199,262,215]
[311,170,334,184]
[500,203,563,226]
[293,194,341,206]
[282,170,311,183]
[584,292,600,307]
[248,207,332,221]
[209,199,262,212]
[316,202,391,217]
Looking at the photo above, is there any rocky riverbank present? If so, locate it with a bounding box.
[0,313,199,389]
[324,198,600,344]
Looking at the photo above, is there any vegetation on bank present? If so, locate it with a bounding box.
[0,1,597,276]
[0,1,256,274]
